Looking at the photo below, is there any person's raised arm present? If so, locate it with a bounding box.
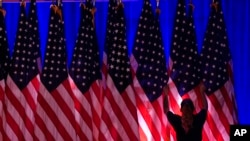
[199,82,208,110]
[163,85,169,114]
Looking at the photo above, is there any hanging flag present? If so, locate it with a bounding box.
[200,0,238,141]
[20,0,41,139]
[167,0,212,140]
[0,7,10,140]
[100,1,140,140]
[99,0,116,139]
[130,0,169,140]
[34,5,77,141]
[69,1,101,141]
[28,0,42,73]
[4,2,38,140]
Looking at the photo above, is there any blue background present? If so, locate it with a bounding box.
[2,0,250,124]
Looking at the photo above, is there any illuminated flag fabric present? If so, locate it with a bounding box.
[4,2,39,140]
[99,0,115,139]
[130,0,169,140]
[100,2,140,140]
[0,7,10,140]
[101,1,139,140]
[199,0,238,140]
[69,2,101,141]
[34,5,77,141]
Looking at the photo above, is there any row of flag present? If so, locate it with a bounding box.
[0,0,238,141]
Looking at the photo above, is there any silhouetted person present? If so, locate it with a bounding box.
[163,83,208,141]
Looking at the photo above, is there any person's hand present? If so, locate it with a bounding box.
[163,85,168,96]
[199,82,206,94]
[163,85,169,113]
[199,82,208,110]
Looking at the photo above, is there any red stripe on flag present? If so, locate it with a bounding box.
[101,106,123,140]
[75,122,89,141]
[208,92,230,135]
[103,87,137,140]
[20,77,39,138]
[70,78,93,141]
[74,101,92,141]
[34,109,54,141]
[5,110,25,141]
[52,80,76,128]
[74,92,93,129]
[221,85,236,123]
[35,82,75,141]
[134,87,161,141]
[22,81,38,113]
[5,83,34,140]
[0,80,4,141]
[121,91,138,124]
[36,91,72,141]
[206,111,225,141]
[90,81,105,140]
[50,96,75,139]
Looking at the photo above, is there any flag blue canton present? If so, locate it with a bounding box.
[26,0,40,82]
[41,6,68,92]
[0,8,10,80]
[133,0,168,102]
[105,0,117,57]
[200,1,231,94]
[9,4,31,89]
[69,3,101,94]
[170,0,201,96]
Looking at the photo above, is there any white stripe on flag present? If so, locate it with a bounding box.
[207,96,229,141]
[36,82,76,140]
[5,76,33,141]
[71,83,93,141]
[102,76,130,140]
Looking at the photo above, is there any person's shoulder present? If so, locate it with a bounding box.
[167,111,181,125]
[196,108,207,115]
[201,108,208,113]
[166,111,173,116]
[194,109,207,124]
[195,109,207,120]
[167,111,181,118]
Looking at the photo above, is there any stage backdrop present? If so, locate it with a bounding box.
[2,0,250,125]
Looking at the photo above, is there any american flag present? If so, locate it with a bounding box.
[100,2,140,140]
[34,5,77,141]
[130,0,169,140]
[199,1,238,140]
[99,0,115,139]
[0,7,10,140]
[167,0,207,140]
[69,2,101,141]
[4,1,39,140]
